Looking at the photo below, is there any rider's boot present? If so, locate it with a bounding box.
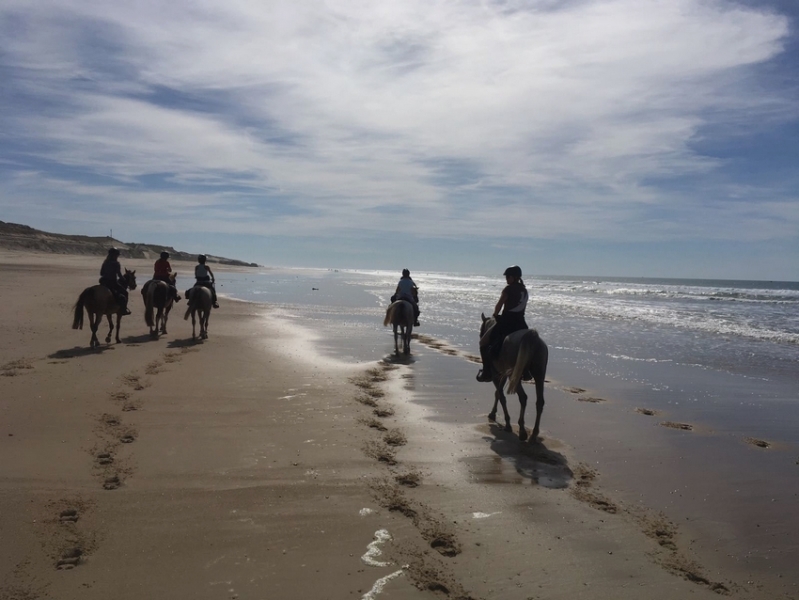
[171,285,181,303]
[475,345,494,382]
[120,296,132,316]
[212,290,219,309]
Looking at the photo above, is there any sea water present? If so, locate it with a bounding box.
[213,267,799,587]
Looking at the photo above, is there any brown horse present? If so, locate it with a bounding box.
[479,314,549,441]
[142,273,177,337]
[383,300,414,354]
[72,269,137,347]
[184,285,212,340]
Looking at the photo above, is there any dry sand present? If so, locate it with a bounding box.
[0,252,767,599]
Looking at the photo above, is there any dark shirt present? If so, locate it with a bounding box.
[501,282,528,315]
[100,258,122,282]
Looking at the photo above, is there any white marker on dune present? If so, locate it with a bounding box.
[362,529,392,567]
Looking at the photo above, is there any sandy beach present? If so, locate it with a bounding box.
[0,252,792,600]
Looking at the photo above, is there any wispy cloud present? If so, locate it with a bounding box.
[0,0,796,261]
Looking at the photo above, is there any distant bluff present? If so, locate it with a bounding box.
[0,221,259,267]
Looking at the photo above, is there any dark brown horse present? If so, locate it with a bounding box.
[142,273,177,337]
[383,300,414,354]
[479,314,549,441]
[72,270,137,347]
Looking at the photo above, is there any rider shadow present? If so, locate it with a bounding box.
[49,346,115,359]
[476,423,574,489]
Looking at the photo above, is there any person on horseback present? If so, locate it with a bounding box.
[153,251,180,302]
[192,254,219,309]
[99,247,132,315]
[476,265,529,382]
[394,268,420,327]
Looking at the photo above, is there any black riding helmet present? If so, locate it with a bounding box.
[503,265,522,278]
[160,251,169,259]
[198,254,207,263]
[108,247,120,257]
[402,268,410,277]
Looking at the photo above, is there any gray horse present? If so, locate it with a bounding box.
[479,314,549,441]
[383,300,414,354]
[184,286,212,340]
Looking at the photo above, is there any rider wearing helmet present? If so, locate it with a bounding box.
[394,268,420,327]
[99,247,132,315]
[152,251,180,302]
[476,265,529,382]
[191,254,219,308]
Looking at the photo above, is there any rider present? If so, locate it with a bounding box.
[152,251,180,302]
[99,247,132,315]
[394,268,420,327]
[192,254,219,308]
[476,265,529,382]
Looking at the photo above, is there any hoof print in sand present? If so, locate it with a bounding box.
[56,548,82,570]
[635,408,659,416]
[59,509,79,524]
[745,437,770,449]
[103,475,121,490]
[96,452,114,466]
[660,421,693,431]
[119,433,136,444]
[395,471,421,487]
[565,387,585,394]
[577,396,606,403]
[429,534,460,557]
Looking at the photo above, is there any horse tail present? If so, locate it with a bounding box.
[184,293,193,320]
[72,288,90,329]
[383,303,395,327]
[507,330,539,395]
[145,285,155,327]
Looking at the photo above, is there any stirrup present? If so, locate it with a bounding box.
[476,369,493,382]
[213,302,219,309]
[414,321,420,327]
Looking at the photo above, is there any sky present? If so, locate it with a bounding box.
[1,0,797,280]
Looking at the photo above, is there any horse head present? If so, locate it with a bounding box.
[124,269,137,290]
[169,272,177,284]
[479,312,495,337]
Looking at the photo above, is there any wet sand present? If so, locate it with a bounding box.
[0,251,793,599]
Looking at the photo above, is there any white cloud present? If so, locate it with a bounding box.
[0,0,795,245]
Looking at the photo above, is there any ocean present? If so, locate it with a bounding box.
[211,267,799,587]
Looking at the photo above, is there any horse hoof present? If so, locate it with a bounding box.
[519,429,529,442]
[504,424,512,433]
[488,412,497,422]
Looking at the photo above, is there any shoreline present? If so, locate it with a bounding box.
[0,251,794,599]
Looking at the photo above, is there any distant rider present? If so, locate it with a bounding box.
[192,254,219,308]
[152,251,180,303]
[394,268,420,327]
[99,247,132,315]
[476,265,529,382]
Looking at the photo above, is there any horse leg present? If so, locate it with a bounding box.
[161,307,169,335]
[530,377,546,440]
[494,379,512,433]
[393,325,399,353]
[201,309,208,339]
[115,313,122,343]
[191,310,197,340]
[105,314,114,344]
[89,311,100,347]
[516,384,529,442]
[403,324,410,354]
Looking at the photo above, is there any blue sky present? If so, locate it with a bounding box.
[1,0,797,280]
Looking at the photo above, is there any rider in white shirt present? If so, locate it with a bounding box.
[193,254,219,308]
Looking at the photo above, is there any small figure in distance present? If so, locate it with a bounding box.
[393,268,420,327]
[476,265,528,382]
[193,254,219,309]
[99,247,132,315]
[153,251,181,303]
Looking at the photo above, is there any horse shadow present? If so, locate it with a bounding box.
[121,334,160,345]
[382,353,416,366]
[49,346,115,359]
[167,338,202,348]
[480,423,573,489]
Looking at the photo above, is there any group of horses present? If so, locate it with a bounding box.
[72,270,213,346]
[383,299,549,442]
